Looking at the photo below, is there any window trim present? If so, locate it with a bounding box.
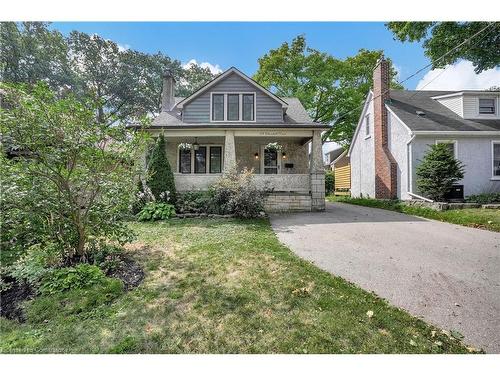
[178,144,224,174]
[211,93,225,121]
[435,139,458,158]
[364,114,371,139]
[492,140,500,180]
[210,92,256,122]
[478,97,496,115]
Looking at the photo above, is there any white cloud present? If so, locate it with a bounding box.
[416,60,500,90]
[182,59,223,75]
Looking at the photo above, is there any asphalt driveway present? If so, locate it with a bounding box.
[270,202,500,353]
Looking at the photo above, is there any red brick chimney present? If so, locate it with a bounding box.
[373,57,398,199]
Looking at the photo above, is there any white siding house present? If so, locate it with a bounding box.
[349,58,500,201]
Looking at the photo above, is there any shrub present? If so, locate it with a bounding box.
[465,193,500,204]
[9,243,64,286]
[211,168,266,218]
[137,202,176,221]
[325,170,335,195]
[0,83,146,261]
[175,191,215,214]
[40,264,106,295]
[147,134,176,204]
[90,244,125,274]
[416,143,465,201]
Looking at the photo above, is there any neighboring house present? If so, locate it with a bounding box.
[332,150,351,195]
[349,58,500,200]
[137,67,328,211]
[324,147,344,171]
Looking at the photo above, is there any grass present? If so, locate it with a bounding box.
[0,219,474,353]
[327,195,500,232]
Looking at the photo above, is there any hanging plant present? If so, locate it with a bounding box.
[265,142,283,152]
[178,142,192,151]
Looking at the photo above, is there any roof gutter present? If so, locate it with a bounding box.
[412,131,500,136]
[406,133,416,195]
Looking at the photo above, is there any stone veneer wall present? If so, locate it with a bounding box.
[310,173,326,211]
[264,193,312,212]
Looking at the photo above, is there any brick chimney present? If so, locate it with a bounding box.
[373,57,398,199]
[161,69,175,112]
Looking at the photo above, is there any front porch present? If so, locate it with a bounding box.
[155,128,326,211]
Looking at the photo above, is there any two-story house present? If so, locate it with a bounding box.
[349,58,500,200]
[137,67,328,211]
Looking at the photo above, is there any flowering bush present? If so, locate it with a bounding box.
[178,143,192,150]
[210,168,266,218]
[264,142,283,152]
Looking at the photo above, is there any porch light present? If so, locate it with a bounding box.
[193,137,199,151]
[254,152,259,160]
[282,152,287,159]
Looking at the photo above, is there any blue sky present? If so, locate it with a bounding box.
[51,22,429,89]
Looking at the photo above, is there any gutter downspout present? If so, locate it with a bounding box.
[406,133,416,198]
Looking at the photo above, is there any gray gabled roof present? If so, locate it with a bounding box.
[387,90,500,132]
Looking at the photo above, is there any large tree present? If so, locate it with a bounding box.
[386,22,500,73]
[253,35,401,146]
[0,83,147,260]
[0,22,216,125]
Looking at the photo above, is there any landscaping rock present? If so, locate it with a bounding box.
[482,204,500,209]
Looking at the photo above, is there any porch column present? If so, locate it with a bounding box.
[223,130,236,173]
[310,130,325,211]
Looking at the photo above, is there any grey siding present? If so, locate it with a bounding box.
[183,72,284,123]
[411,136,500,196]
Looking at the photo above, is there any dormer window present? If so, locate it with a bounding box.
[212,94,225,121]
[479,98,495,114]
[211,92,256,122]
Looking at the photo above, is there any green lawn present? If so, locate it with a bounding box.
[327,195,500,232]
[0,219,473,353]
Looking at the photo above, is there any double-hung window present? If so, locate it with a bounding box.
[479,98,496,115]
[212,94,225,121]
[211,93,255,122]
[179,145,223,174]
[493,141,500,179]
[242,94,255,121]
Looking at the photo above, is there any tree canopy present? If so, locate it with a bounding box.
[386,22,500,73]
[253,35,401,146]
[0,22,217,125]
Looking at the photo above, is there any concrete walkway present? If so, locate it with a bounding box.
[270,202,500,353]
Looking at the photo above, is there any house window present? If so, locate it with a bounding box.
[211,93,255,122]
[179,149,191,174]
[210,146,222,173]
[365,114,370,137]
[436,140,457,158]
[493,142,500,178]
[227,94,240,121]
[178,145,223,174]
[212,94,225,121]
[479,98,496,114]
[194,146,207,173]
[242,94,255,121]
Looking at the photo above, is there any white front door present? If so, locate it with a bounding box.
[262,146,280,174]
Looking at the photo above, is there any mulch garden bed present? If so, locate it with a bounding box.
[0,253,144,322]
[0,276,35,322]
